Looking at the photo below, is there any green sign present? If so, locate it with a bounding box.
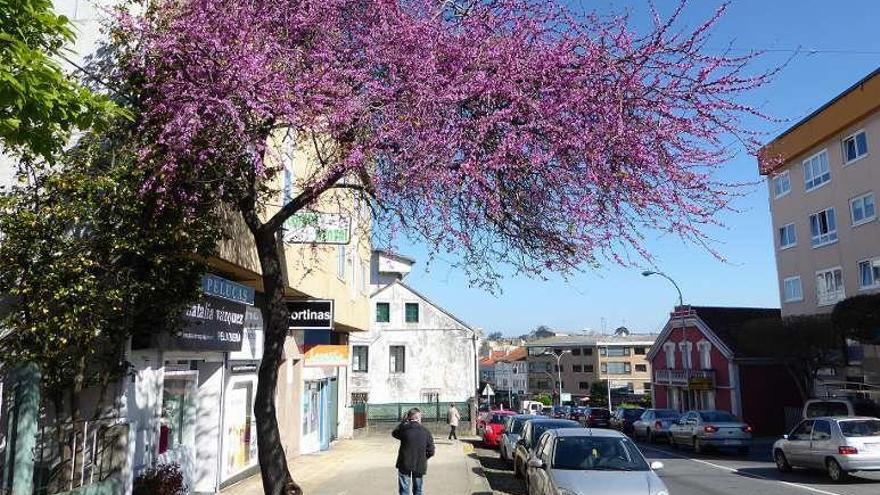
[283,212,350,245]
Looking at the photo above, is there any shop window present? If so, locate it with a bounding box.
[390,345,406,373]
[579,381,590,390]
[352,345,369,372]
[404,303,419,323]
[223,381,256,478]
[376,302,390,323]
[159,374,196,455]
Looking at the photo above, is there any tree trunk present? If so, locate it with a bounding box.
[252,228,302,495]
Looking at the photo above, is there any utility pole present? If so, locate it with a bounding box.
[642,270,686,411]
[543,349,571,407]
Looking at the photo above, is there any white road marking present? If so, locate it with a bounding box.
[640,444,847,495]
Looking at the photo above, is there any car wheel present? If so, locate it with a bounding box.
[774,450,792,473]
[647,429,655,443]
[669,434,678,449]
[827,459,849,483]
[693,436,703,454]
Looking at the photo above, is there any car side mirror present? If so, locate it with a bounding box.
[528,457,546,469]
[782,434,788,440]
[650,461,664,471]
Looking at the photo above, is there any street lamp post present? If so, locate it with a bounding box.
[642,270,687,411]
[543,349,571,406]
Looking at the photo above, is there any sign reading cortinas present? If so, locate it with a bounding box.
[283,212,350,245]
[287,299,334,330]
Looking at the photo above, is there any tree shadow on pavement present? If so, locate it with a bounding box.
[464,440,527,495]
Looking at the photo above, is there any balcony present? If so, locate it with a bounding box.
[654,369,716,389]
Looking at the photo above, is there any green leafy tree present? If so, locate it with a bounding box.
[0,124,221,420]
[833,294,880,344]
[590,381,608,407]
[0,0,115,161]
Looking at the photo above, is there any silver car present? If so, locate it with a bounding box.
[632,409,681,443]
[773,416,880,482]
[668,410,752,454]
[525,428,669,495]
[500,414,533,465]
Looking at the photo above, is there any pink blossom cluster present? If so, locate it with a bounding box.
[117,0,772,277]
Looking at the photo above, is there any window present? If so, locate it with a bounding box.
[698,341,711,369]
[859,258,880,289]
[634,347,646,355]
[421,391,440,403]
[789,420,814,441]
[404,303,419,323]
[352,346,369,372]
[336,245,346,279]
[842,130,868,164]
[389,346,405,373]
[812,420,832,441]
[663,343,676,369]
[572,365,582,373]
[644,382,652,391]
[579,381,590,390]
[635,364,647,372]
[850,192,876,226]
[603,362,631,375]
[783,276,803,302]
[571,348,581,356]
[583,364,594,373]
[678,342,693,369]
[583,347,593,356]
[773,170,791,198]
[375,302,390,323]
[803,149,831,191]
[778,223,797,249]
[809,208,838,247]
[816,268,845,306]
[604,347,630,357]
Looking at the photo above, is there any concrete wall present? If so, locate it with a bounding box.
[350,282,477,404]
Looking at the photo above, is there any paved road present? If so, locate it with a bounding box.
[470,438,880,495]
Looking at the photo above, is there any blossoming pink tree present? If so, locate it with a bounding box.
[114,1,772,493]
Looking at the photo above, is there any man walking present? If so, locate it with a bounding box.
[393,408,435,495]
[446,403,460,440]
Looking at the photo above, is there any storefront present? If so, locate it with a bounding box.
[128,274,259,494]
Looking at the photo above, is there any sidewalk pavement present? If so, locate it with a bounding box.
[222,434,492,495]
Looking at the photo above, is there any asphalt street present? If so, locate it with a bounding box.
[470,438,880,495]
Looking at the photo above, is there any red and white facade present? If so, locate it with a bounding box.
[648,306,802,435]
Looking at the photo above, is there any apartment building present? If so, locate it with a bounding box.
[759,67,880,389]
[524,332,657,401]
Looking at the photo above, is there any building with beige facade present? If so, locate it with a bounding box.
[759,67,880,392]
[524,331,657,403]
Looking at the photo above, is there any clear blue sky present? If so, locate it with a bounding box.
[387,0,880,337]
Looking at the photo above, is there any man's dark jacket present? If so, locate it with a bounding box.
[392,421,435,475]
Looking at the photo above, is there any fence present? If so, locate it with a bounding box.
[32,418,128,495]
[366,402,472,423]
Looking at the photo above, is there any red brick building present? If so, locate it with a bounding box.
[647,306,803,435]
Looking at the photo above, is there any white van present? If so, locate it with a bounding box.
[520,400,544,415]
[803,397,880,419]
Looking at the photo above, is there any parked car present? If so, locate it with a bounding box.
[774,416,880,482]
[500,414,533,464]
[568,406,589,422]
[632,409,681,443]
[584,407,612,428]
[524,428,669,495]
[668,410,752,454]
[610,408,646,436]
[513,418,580,483]
[541,406,553,416]
[551,406,571,419]
[482,410,518,448]
[521,401,544,415]
[803,397,880,419]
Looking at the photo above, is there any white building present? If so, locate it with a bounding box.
[350,251,480,404]
[494,348,528,396]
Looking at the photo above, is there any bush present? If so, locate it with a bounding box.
[133,463,186,495]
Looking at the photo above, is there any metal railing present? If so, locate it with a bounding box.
[654,368,716,386]
[32,418,128,495]
[366,402,471,423]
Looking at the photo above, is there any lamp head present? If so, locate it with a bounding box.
[641,270,656,277]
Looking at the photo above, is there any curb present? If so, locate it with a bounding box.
[462,442,493,494]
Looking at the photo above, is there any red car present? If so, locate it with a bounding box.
[481,410,517,448]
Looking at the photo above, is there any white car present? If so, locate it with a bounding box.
[525,428,669,495]
[773,416,880,482]
[668,410,752,454]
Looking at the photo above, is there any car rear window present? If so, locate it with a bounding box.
[699,411,735,422]
[623,409,645,419]
[805,401,849,418]
[839,419,880,437]
[589,409,610,418]
[656,410,680,419]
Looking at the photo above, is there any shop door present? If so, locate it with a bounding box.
[319,380,330,451]
[158,372,198,487]
[328,378,339,442]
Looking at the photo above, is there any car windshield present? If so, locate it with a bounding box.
[532,421,578,441]
[552,436,649,471]
[510,417,528,434]
[699,411,735,422]
[623,409,645,419]
[656,410,680,419]
[839,419,880,437]
[490,414,509,424]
